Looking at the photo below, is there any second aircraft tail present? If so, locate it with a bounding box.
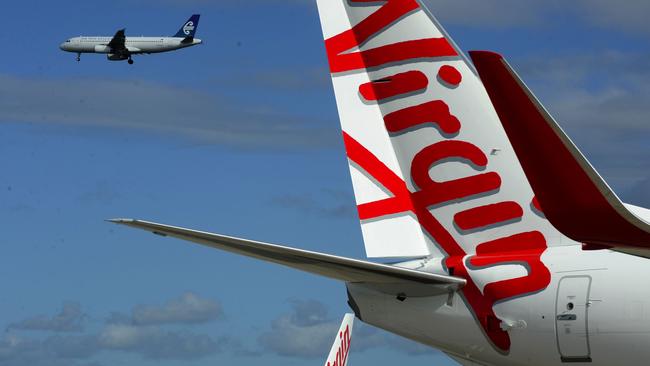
[174,14,200,39]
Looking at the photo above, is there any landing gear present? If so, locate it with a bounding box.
[76,53,81,62]
[127,56,134,65]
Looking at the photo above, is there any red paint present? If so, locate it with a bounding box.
[327,324,351,366]
[359,71,428,101]
[344,133,415,220]
[345,133,550,351]
[324,0,457,73]
[469,232,551,303]
[471,50,650,249]
[438,65,462,86]
[410,141,502,208]
[532,196,543,212]
[383,100,461,135]
[455,202,524,231]
[326,3,552,353]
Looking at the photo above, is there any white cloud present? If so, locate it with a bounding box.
[0,293,237,364]
[98,324,220,360]
[8,302,85,333]
[131,292,222,326]
[0,74,336,150]
[508,50,650,189]
[258,300,338,358]
[257,299,443,359]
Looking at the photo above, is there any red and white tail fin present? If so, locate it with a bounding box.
[315,1,573,350]
[325,314,354,366]
[315,0,568,259]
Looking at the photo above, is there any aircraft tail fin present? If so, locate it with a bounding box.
[314,0,566,259]
[325,314,354,366]
[174,14,200,38]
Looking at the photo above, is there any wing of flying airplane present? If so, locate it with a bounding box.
[470,51,650,257]
[108,219,465,297]
[107,29,127,53]
[325,314,354,366]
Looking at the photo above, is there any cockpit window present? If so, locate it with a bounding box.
[66,40,71,43]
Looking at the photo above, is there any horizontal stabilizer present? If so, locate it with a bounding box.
[109,219,465,296]
[470,51,650,251]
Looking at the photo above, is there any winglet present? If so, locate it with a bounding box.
[470,50,650,249]
[325,314,354,366]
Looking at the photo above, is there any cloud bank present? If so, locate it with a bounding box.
[1,293,233,366]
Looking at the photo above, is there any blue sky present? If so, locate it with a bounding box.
[0,1,649,365]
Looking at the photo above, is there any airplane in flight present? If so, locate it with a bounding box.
[59,14,202,64]
[110,1,650,365]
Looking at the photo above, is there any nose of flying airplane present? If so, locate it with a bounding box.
[59,40,71,51]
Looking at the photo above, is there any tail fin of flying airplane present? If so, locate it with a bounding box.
[174,14,200,39]
[470,51,650,256]
[314,0,568,259]
[325,314,354,366]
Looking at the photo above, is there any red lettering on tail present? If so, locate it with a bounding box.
[344,133,414,220]
[384,100,461,135]
[470,232,551,303]
[325,0,457,73]
[326,0,551,352]
[411,141,502,208]
[359,71,428,101]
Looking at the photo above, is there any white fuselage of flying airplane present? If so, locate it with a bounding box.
[59,14,202,64]
[59,36,202,56]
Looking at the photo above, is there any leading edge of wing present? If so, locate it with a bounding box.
[470,51,650,250]
[108,219,465,296]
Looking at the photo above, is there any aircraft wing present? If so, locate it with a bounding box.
[109,219,465,297]
[470,51,650,254]
[107,29,127,52]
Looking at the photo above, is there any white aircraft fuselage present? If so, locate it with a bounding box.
[59,36,202,58]
[59,14,202,63]
[349,246,650,365]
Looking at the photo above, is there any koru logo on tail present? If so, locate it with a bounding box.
[183,21,195,35]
